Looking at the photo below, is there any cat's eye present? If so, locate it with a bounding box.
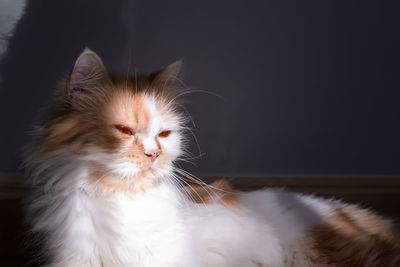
[158,130,171,138]
[115,125,134,136]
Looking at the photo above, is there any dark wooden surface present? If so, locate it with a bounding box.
[1,176,400,266]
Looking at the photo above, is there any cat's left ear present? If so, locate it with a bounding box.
[151,60,182,88]
[66,48,111,109]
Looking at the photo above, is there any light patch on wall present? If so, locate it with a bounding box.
[0,0,26,57]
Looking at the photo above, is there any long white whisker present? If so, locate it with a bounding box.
[173,167,218,203]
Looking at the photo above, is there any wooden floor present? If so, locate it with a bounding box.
[1,176,399,266]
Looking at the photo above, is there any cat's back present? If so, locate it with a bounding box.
[185,182,400,267]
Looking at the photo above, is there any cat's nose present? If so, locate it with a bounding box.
[144,149,160,162]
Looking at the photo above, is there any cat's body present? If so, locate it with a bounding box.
[26,49,400,267]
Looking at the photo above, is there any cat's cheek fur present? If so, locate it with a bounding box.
[158,132,181,162]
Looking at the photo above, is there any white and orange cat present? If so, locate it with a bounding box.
[25,49,400,267]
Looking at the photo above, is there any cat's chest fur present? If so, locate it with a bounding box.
[65,181,198,267]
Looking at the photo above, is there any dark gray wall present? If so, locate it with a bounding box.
[1,0,400,176]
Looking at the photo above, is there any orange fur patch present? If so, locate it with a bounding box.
[40,116,88,152]
[91,170,156,198]
[307,204,400,266]
[106,90,150,132]
[184,179,240,210]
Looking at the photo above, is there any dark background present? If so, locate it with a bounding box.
[1,0,400,177]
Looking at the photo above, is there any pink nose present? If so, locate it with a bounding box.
[144,149,160,162]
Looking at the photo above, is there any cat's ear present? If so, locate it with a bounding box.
[151,60,182,88]
[66,48,111,109]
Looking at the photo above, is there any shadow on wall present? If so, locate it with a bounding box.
[0,0,129,173]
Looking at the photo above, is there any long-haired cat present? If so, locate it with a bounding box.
[25,49,400,266]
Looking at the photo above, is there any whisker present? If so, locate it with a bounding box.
[166,89,225,108]
[173,167,218,203]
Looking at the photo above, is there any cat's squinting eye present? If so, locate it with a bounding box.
[115,125,134,136]
[158,130,171,138]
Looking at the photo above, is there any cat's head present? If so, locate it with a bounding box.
[38,49,186,187]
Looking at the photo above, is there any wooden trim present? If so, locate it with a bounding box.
[0,176,27,199]
[201,176,400,195]
[2,175,400,198]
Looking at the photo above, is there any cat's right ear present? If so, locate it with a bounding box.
[65,48,111,109]
[150,60,182,89]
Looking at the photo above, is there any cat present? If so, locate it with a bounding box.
[25,48,400,267]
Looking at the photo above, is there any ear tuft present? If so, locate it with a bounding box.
[66,48,110,109]
[151,60,182,88]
